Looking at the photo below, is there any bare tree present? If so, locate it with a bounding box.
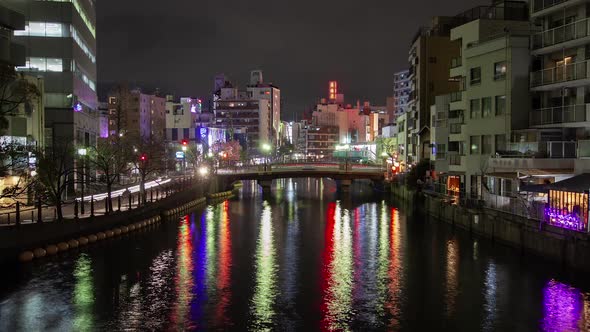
[87,137,131,213]
[0,65,42,204]
[0,64,41,127]
[35,142,75,220]
[131,140,167,204]
[184,143,201,173]
[0,137,36,204]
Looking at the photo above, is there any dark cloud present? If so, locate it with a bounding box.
[97,0,490,119]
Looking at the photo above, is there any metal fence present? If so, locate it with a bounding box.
[481,192,545,220]
[0,177,193,226]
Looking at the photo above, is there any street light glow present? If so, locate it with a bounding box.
[198,166,209,176]
[78,148,87,156]
[262,143,272,152]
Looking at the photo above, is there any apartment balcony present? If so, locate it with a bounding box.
[448,154,464,172]
[448,123,462,135]
[532,17,590,55]
[503,141,577,158]
[449,91,462,102]
[489,157,575,172]
[530,104,590,127]
[530,60,590,90]
[450,57,462,69]
[531,0,590,18]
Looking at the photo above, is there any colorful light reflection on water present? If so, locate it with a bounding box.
[2,189,590,331]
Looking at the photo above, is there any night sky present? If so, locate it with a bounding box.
[97,0,488,120]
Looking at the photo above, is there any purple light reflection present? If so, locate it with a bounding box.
[541,279,584,331]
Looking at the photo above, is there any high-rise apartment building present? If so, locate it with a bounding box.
[246,70,281,145]
[529,1,590,136]
[213,85,272,150]
[7,0,98,148]
[393,69,411,117]
[407,16,463,164]
[108,88,166,144]
[430,1,531,199]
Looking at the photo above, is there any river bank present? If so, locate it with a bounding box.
[0,182,238,264]
[392,184,590,273]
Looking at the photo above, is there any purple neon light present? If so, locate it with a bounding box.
[544,208,586,232]
[73,102,82,112]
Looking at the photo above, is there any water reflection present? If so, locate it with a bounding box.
[250,201,278,330]
[387,207,403,329]
[482,261,497,331]
[321,201,354,331]
[215,201,232,325]
[541,279,589,331]
[73,254,94,332]
[282,179,300,325]
[5,192,590,330]
[170,216,194,329]
[445,238,459,317]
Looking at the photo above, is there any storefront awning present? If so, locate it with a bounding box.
[521,173,590,194]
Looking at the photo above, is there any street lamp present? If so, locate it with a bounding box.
[198,166,208,176]
[78,148,87,214]
[336,144,351,171]
[261,143,272,171]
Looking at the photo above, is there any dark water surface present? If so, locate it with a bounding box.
[1,179,590,331]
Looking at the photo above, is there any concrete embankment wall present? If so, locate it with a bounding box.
[0,186,212,264]
[405,187,590,273]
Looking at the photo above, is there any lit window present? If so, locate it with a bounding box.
[14,22,68,37]
[46,58,63,72]
[494,61,506,80]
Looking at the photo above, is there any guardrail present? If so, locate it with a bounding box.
[533,17,590,49]
[531,60,589,87]
[0,177,194,227]
[530,104,588,126]
[532,0,568,13]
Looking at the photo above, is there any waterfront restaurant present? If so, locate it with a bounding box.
[542,174,590,233]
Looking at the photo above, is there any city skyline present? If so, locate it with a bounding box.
[96,0,488,119]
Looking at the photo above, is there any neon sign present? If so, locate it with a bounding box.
[545,208,586,232]
[73,102,82,112]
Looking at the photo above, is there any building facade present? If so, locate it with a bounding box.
[393,69,411,117]
[108,88,166,144]
[7,0,99,148]
[246,70,281,145]
[407,16,462,164]
[431,1,531,198]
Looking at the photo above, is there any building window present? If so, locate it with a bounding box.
[494,61,507,80]
[495,95,506,115]
[17,57,63,72]
[14,22,68,37]
[470,99,480,119]
[482,135,492,154]
[495,134,506,153]
[470,136,480,154]
[470,67,481,85]
[482,97,492,118]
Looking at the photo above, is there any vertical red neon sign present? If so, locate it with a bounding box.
[329,81,337,100]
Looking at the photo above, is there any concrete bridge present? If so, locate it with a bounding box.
[211,164,387,193]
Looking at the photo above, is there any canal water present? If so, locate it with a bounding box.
[1,179,590,331]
